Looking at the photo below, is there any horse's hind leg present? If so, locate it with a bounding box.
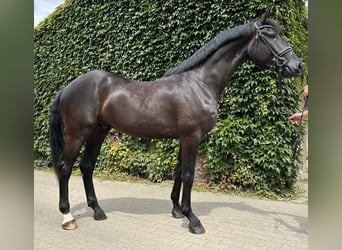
[58,136,83,230]
[170,146,184,218]
[80,126,110,221]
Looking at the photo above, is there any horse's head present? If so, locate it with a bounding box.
[247,8,303,78]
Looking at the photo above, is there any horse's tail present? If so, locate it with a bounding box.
[49,88,65,172]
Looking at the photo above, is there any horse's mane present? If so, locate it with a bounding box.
[164,21,255,77]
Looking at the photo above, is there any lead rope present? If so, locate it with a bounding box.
[276,71,307,159]
[292,94,308,159]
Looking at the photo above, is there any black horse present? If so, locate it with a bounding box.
[49,10,302,234]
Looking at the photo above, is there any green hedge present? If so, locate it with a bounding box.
[34,0,308,196]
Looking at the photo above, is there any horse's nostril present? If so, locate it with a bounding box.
[297,60,304,73]
[299,59,304,70]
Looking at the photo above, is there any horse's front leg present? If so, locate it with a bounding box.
[170,146,184,218]
[180,135,205,234]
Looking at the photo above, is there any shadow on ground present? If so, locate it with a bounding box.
[71,197,307,234]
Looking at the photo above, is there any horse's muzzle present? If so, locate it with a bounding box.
[282,59,303,78]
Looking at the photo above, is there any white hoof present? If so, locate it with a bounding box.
[61,213,77,230]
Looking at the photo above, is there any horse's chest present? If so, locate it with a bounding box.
[184,98,217,133]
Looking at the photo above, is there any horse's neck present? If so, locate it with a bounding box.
[199,37,251,99]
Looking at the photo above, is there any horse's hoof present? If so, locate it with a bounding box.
[62,219,78,230]
[172,208,184,219]
[189,222,205,234]
[94,210,107,221]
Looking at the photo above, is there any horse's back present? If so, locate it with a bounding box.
[64,70,117,90]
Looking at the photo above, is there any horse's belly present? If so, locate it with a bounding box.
[103,104,178,138]
[111,120,178,139]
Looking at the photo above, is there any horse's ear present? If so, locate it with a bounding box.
[261,5,273,23]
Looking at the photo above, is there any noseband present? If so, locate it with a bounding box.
[253,22,293,73]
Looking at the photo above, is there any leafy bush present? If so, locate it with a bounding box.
[34,0,308,194]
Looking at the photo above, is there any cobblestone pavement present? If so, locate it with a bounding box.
[34,170,307,250]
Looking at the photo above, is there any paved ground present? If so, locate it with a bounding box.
[34,170,307,250]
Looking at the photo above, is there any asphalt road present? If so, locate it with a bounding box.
[34,170,307,250]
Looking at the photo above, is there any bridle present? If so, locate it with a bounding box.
[253,22,293,75]
[253,22,307,159]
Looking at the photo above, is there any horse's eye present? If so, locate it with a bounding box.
[271,34,278,39]
[264,32,277,40]
[266,30,277,38]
